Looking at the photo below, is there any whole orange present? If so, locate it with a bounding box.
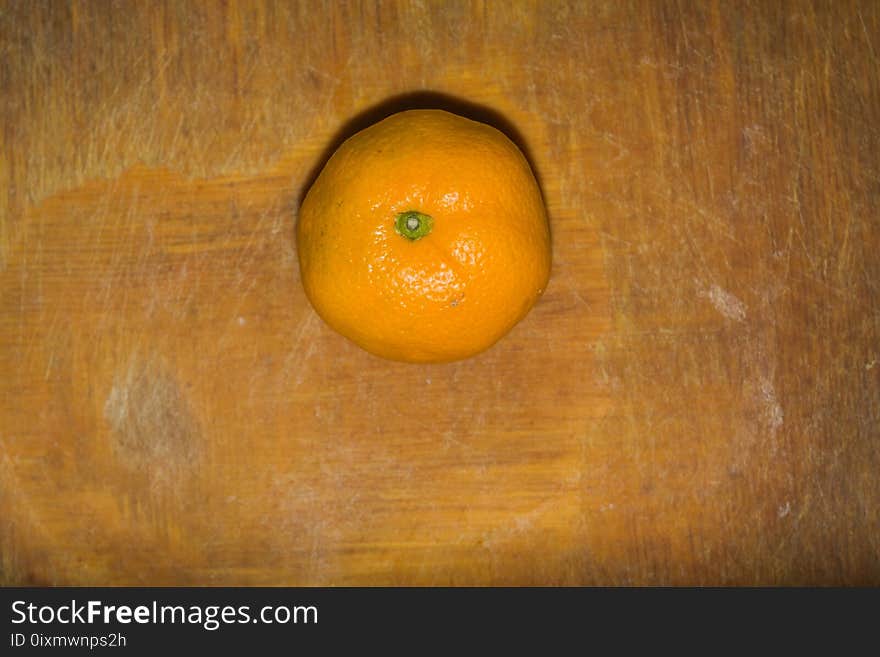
[296,109,551,363]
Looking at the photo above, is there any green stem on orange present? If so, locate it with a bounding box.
[395,211,433,241]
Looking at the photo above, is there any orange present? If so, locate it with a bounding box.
[296,109,551,363]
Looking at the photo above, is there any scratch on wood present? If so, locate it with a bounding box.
[701,283,747,323]
[278,312,320,388]
[480,497,561,551]
[857,9,878,65]
[758,374,784,434]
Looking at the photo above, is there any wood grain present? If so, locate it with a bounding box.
[2,1,878,585]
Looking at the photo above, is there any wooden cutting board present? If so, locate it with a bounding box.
[2,1,878,585]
